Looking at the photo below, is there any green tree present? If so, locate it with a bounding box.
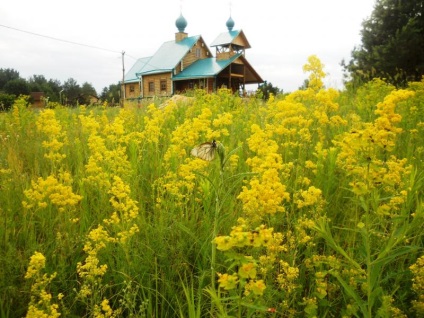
[28,74,48,92]
[344,0,424,87]
[48,79,63,102]
[80,82,98,105]
[256,81,282,100]
[100,83,120,105]
[0,68,20,90]
[28,75,62,102]
[3,78,30,96]
[63,78,81,106]
[0,93,16,111]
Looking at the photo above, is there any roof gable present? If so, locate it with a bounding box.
[210,29,251,49]
[136,35,200,76]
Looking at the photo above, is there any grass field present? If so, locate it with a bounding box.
[1,60,424,317]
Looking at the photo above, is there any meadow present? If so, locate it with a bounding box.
[1,58,424,317]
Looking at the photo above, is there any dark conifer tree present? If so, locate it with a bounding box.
[344,0,424,87]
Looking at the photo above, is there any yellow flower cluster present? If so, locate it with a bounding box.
[214,218,276,251]
[410,255,424,315]
[244,279,266,296]
[79,110,101,134]
[77,175,139,316]
[378,296,408,318]
[154,99,236,206]
[77,225,113,285]
[302,55,326,91]
[80,111,132,190]
[265,95,313,150]
[139,102,175,144]
[374,89,414,132]
[159,158,209,204]
[334,89,414,199]
[294,186,325,211]
[101,112,126,144]
[217,272,266,296]
[304,254,346,309]
[83,133,111,189]
[217,273,238,290]
[10,96,30,127]
[238,262,257,279]
[105,176,140,244]
[164,107,213,162]
[238,124,290,221]
[155,106,229,205]
[313,271,328,299]
[276,261,299,293]
[311,88,348,143]
[214,218,293,297]
[92,298,121,318]
[36,109,68,164]
[305,254,342,271]
[210,112,233,139]
[295,216,317,246]
[25,252,61,318]
[23,171,82,212]
[25,251,46,279]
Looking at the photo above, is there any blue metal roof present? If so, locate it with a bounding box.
[172,53,242,80]
[124,56,152,82]
[210,29,251,49]
[210,30,240,47]
[135,35,200,77]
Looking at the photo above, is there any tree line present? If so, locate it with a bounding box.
[0,69,120,110]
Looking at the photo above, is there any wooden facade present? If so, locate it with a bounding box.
[181,37,211,68]
[125,83,141,99]
[142,73,173,98]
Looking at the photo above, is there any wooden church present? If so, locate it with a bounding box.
[123,14,263,99]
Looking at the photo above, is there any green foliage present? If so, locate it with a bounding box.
[100,83,121,105]
[0,68,20,90]
[256,81,282,100]
[0,93,16,111]
[3,78,30,96]
[28,75,62,103]
[62,78,81,106]
[344,0,424,88]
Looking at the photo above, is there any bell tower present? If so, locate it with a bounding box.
[211,17,252,60]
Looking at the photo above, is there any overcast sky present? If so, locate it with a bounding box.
[0,0,375,94]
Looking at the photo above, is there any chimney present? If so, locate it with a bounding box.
[175,32,188,42]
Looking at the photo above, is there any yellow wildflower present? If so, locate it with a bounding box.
[217,273,238,290]
[239,262,257,279]
[25,252,46,279]
[245,279,266,296]
[214,236,233,251]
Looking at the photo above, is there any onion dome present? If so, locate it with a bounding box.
[176,14,188,32]
[226,16,235,31]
